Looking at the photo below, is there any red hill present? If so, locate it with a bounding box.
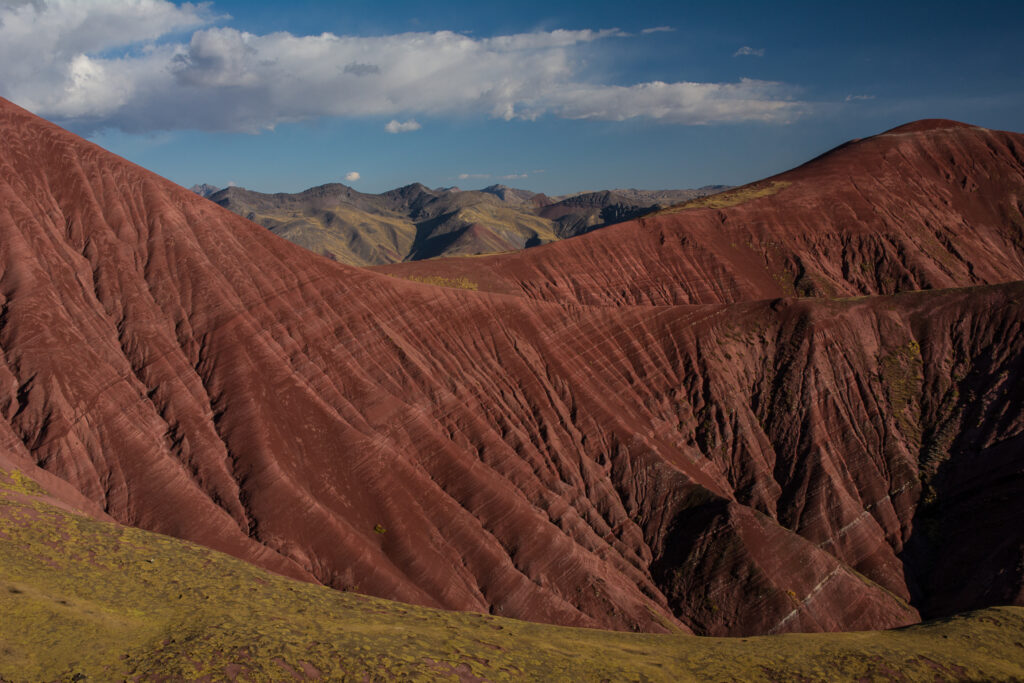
[377,120,1024,306]
[0,96,1020,635]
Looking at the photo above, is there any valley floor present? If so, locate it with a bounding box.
[2,471,1022,682]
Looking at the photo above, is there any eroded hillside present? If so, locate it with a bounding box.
[0,98,1020,639]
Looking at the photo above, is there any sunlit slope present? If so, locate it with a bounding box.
[209,183,562,266]
[2,472,1023,683]
[208,182,722,266]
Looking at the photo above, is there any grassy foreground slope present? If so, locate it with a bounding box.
[2,471,1023,682]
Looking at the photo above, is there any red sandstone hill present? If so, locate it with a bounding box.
[376,119,1024,305]
[0,97,1021,637]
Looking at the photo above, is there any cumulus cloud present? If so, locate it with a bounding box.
[844,94,876,102]
[501,173,528,179]
[641,26,675,34]
[344,171,360,181]
[458,173,490,180]
[0,0,216,119]
[384,119,421,133]
[734,46,765,57]
[0,0,805,132]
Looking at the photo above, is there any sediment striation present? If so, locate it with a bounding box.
[0,98,1021,635]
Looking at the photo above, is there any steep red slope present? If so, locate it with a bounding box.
[0,98,1021,636]
[376,120,1024,305]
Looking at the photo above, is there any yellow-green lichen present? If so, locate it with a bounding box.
[0,469,47,496]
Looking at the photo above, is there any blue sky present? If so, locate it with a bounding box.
[2,0,1021,194]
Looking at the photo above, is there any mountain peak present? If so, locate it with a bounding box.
[189,183,220,198]
[882,118,979,135]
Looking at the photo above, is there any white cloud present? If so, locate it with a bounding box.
[0,0,216,118]
[501,173,528,180]
[734,46,765,57]
[384,119,421,133]
[457,173,491,180]
[0,1,806,132]
[547,79,801,124]
[345,171,360,181]
[641,26,675,34]
[844,94,876,102]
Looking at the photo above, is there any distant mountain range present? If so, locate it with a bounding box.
[190,181,728,266]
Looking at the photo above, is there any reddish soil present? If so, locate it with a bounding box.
[0,98,1021,635]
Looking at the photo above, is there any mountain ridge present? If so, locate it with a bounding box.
[203,179,726,265]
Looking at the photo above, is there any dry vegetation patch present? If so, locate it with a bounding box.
[1,473,1022,681]
[659,181,792,213]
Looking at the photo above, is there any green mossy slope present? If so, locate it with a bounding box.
[1,472,1022,682]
